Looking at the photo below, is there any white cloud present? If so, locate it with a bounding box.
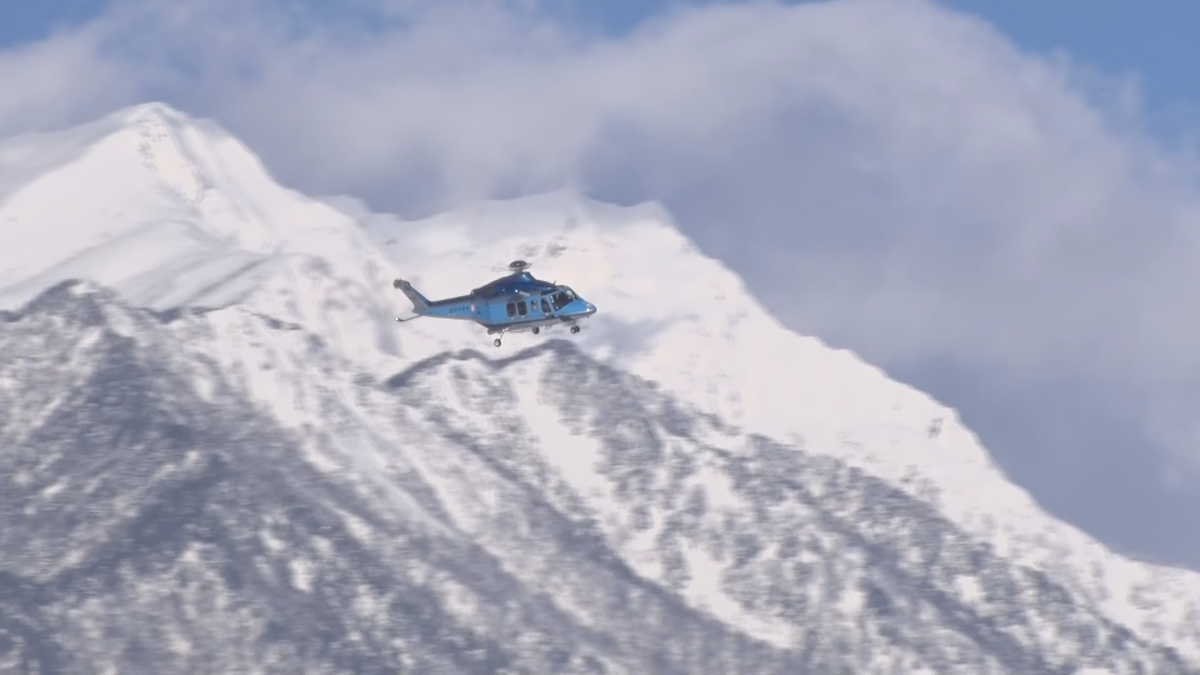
[0,18,136,133]
[3,0,1200,563]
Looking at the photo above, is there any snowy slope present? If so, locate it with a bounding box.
[2,102,1200,669]
[2,279,1195,675]
[353,191,1200,654]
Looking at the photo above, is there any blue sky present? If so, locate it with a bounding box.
[587,0,1200,142]
[3,0,1197,118]
[4,0,1197,141]
[942,0,1200,138]
[0,0,107,46]
[3,0,1200,571]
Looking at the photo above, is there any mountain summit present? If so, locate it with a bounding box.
[2,102,1199,674]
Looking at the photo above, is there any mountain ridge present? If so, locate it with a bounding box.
[2,102,1200,672]
[2,277,1198,674]
[356,180,1200,651]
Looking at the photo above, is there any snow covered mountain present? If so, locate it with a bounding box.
[2,101,1199,674]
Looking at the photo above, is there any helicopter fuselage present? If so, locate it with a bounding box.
[393,267,596,346]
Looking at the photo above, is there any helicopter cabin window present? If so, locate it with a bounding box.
[541,298,550,314]
[506,302,516,318]
[517,301,527,316]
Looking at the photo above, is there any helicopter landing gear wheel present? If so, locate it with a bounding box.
[532,327,539,335]
[570,325,580,334]
[493,338,502,347]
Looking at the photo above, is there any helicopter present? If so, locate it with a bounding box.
[392,259,597,347]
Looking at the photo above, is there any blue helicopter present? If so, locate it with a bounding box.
[392,260,597,347]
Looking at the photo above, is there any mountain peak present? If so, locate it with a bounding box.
[0,101,391,329]
[112,100,190,125]
[14,277,114,313]
[4,278,157,342]
[121,102,211,206]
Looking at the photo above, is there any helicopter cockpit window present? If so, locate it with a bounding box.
[551,289,575,310]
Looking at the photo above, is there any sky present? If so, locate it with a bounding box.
[2,0,1200,570]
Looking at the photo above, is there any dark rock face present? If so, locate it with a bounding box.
[0,280,1196,675]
